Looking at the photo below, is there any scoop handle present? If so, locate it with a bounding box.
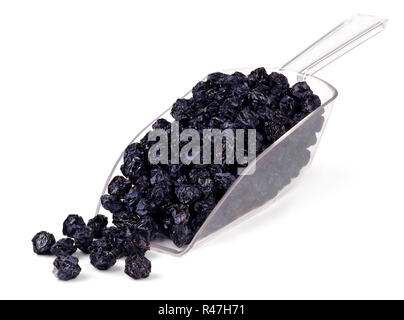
[280,14,387,77]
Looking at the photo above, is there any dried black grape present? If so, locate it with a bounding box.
[150,168,171,186]
[234,108,259,129]
[112,210,139,229]
[122,234,149,257]
[53,256,81,281]
[167,204,190,225]
[175,184,202,204]
[268,72,289,97]
[124,255,151,280]
[108,176,131,197]
[62,214,85,237]
[301,94,321,113]
[90,238,110,253]
[50,238,76,256]
[134,175,151,194]
[124,188,142,212]
[279,95,297,117]
[290,81,313,100]
[169,224,194,247]
[73,227,94,254]
[214,172,236,195]
[152,118,171,130]
[87,214,108,238]
[136,198,154,216]
[101,194,125,214]
[188,169,213,195]
[100,226,148,258]
[121,143,148,181]
[153,184,173,205]
[134,216,159,242]
[248,67,269,86]
[171,98,193,121]
[90,249,116,270]
[32,231,56,255]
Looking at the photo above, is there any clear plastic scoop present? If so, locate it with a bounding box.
[96,14,387,255]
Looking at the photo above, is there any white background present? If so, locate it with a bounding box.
[0,0,402,300]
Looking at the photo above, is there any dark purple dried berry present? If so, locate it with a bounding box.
[248,88,270,109]
[87,214,108,238]
[112,210,139,229]
[150,185,172,205]
[188,169,213,195]
[248,67,269,85]
[121,143,147,181]
[134,216,158,242]
[279,95,297,117]
[150,168,171,186]
[290,81,313,100]
[134,175,151,194]
[171,98,193,121]
[124,188,141,211]
[90,249,116,270]
[214,172,236,194]
[73,227,94,254]
[175,184,202,204]
[122,234,149,257]
[167,204,190,225]
[101,194,125,214]
[123,142,146,162]
[124,255,151,279]
[50,238,76,256]
[268,72,289,96]
[90,238,110,253]
[235,108,259,129]
[136,198,154,216]
[62,214,85,237]
[152,118,171,130]
[108,176,131,196]
[169,224,194,247]
[301,94,321,113]
[53,255,81,281]
[192,196,217,230]
[32,231,55,255]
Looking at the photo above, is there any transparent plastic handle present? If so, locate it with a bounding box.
[281,14,388,77]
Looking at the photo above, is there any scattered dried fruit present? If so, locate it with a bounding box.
[53,256,81,281]
[33,68,323,281]
[124,255,151,279]
[50,238,76,257]
[32,231,56,255]
[90,249,116,270]
[62,215,85,238]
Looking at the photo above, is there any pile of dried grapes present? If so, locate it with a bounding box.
[32,67,321,280]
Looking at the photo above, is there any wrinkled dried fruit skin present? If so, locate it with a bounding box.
[108,176,131,197]
[99,226,150,258]
[32,231,56,255]
[50,238,76,256]
[169,223,194,247]
[124,255,151,279]
[87,214,108,238]
[73,227,94,254]
[62,214,86,237]
[53,256,81,281]
[100,68,322,248]
[90,249,116,270]
[101,194,125,214]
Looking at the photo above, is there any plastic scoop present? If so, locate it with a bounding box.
[96,14,387,255]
